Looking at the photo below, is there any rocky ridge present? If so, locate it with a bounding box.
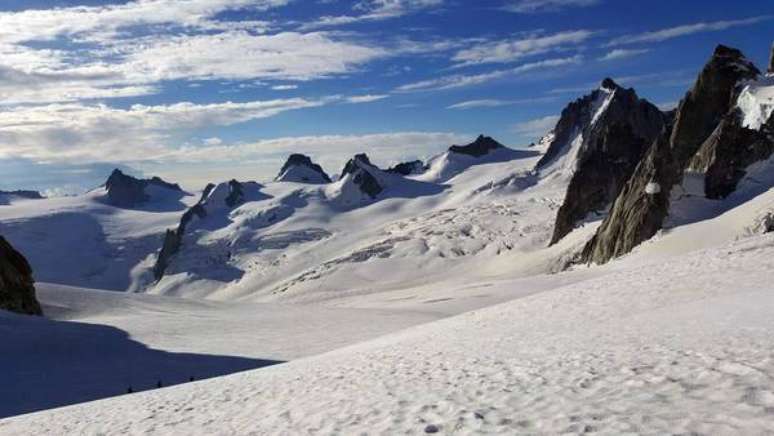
[541,78,667,244]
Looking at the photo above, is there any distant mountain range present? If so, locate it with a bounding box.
[2,42,773,315]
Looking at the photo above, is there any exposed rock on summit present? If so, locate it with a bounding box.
[583,45,762,264]
[275,154,332,184]
[104,169,182,208]
[387,160,425,176]
[0,236,42,315]
[543,78,667,245]
[449,135,504,157]
[340,154,384,198]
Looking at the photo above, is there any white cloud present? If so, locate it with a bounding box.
[447,99,514,109]
[346,94,390,103]
[599,48,650,61]
[397,55,582,92]
[271,84,299,91]
[0,98,328,162]
[301,0,444,30]
[608,16,771,46]
[203,137,224,146]
[0,1,394,104]
[121,31,388,82]
[452,30,593,66]
[511,115,559,138]
[503,0,600,13]
[447,96,557,109]
[0,0,284,44]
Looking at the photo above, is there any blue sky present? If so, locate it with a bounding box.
[0,0,772,194]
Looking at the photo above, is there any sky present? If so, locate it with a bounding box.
[0,0,772,194]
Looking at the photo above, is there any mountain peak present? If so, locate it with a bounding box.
[276,153,331,184]
[104,169,181,207]
[341,153,377,178]
[713,44,743,58]
[448,135,504,157]
[600,77,619,91]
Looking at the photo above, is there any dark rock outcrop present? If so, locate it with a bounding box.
[387,160,426,176]
[449,135,504,157]
[546,79,667,244]
[583,45,762,264]
[0,236,42,315]
[769,42,774,74]
[341,154,384,198]
[225,180,245,208]
[689,110,774,199]
[275,154,332,184]
[104,169,182,208]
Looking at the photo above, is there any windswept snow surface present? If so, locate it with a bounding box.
[4,138,774,433]
[4,232,774,434]
[0,283,438,418]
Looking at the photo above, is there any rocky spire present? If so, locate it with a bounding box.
[545,78,667,244]
[0,236,42,315]
[582,44,761,264]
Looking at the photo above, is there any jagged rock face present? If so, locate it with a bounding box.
[104,169,182,208]
[341,154,383,198]
[689,110,774,199]
[769,42,774,74]
[582,45,762,264]
[669,45,760,165]
[0,236,42,315]
[547,79,667,244]
[581,127,676,263]
[276,154,332,184]
[387,160,425,176]
[449,135,504,157]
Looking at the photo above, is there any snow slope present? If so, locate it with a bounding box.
[0,184,194,291]
[146,144,566,303]
[4,231,774,434]
[738,75,774,130]
[0,282,438,418]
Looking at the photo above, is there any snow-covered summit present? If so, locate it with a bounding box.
[420,135,534,183]
[275,154,332,184]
